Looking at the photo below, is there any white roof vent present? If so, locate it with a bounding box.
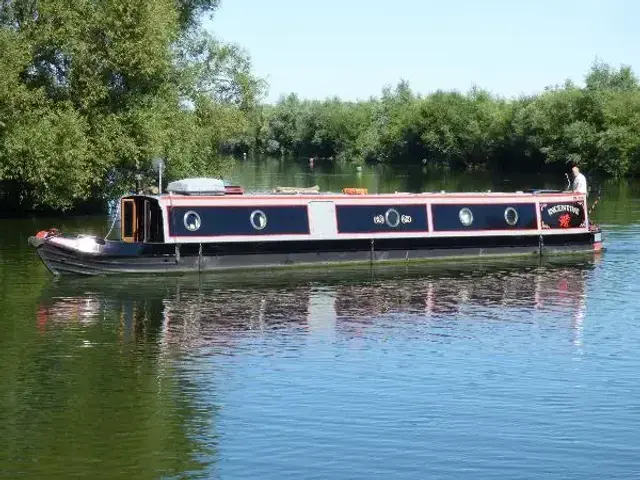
[166,178,225,195]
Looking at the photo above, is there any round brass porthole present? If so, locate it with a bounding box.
[459,207,473,226]
[183,211,201,232]
[504,207,518,226]
[250,210,268,230]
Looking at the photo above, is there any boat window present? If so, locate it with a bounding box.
[184,211,201,232]
[459,208,473,226]
[121,198,136,242]
[250,210,268,230]
[123,202,133,237]
[504,207,519,226]
[385,208,400,228]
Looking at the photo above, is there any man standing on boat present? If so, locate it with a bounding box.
[566,162,588,196]
[571,165,588,196]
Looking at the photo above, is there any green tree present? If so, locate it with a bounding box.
[0,0,262,211]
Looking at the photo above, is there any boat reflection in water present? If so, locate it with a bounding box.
[37,256,599,349]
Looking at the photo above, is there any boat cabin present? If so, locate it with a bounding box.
[118,177,592,245]
[120,178,244,243]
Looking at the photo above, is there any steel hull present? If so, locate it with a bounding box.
[30,232,603,276]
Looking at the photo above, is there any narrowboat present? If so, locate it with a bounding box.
[28,178,604,276]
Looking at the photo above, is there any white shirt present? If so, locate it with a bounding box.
[572,173,587,194]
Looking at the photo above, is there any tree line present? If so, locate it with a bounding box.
[232,62,640,180]
[1,0,639,212]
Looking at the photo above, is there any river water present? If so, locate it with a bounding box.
[2,158,640,479]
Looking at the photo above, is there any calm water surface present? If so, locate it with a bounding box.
[2,161,640,479]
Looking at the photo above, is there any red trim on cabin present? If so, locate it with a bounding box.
[328,228,588,238]
[161,196,590,240]
[335,229,430,236]
[169,233,312,239]
[429,227,587,235]
[166,202,318,208]
[165,229,590,243]
[163,192,587,202]
[534,201,541,230]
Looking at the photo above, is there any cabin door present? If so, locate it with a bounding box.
[121,198,137,243]
[309,201,337,238]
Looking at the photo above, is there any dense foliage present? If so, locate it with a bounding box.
[237,63,640,179]
[1,0,638,212]
[0,0,263,210]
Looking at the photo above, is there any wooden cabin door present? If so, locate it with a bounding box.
[121,198,137,243]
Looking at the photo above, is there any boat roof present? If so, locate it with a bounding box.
[126,190,584,202]
[125,178,582,200]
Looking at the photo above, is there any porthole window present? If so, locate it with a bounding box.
[504,207,518,226]
[459,207,473,227]
[250,210,268,230]
[385,208,400,228]
[183,211,201,232]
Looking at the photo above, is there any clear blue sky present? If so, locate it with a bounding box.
[206,0,639,104]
